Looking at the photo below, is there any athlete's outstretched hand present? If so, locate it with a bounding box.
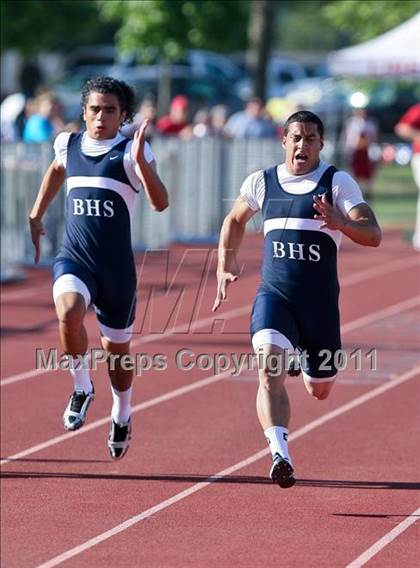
[212,270,238,312]
[132,119,149,165]
[29,216,45,264]
[313,194,347,231]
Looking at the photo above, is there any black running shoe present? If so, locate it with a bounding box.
[287,364,301,377]
[62,384,94,431]
[287,349,302,377]
[108,419,131,460]
[269,453,296,488]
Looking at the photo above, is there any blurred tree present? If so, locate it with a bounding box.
[273,1,349,52]
[322,0,420,43]
[1,0,117,54]
[248,0,278,100]
[97,0,249,61]
[3,0,417,57]
[97,0,251,108]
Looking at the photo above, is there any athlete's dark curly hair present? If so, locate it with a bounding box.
[81,76,136,123]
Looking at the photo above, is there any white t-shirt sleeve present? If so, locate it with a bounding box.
[332,171,365,214]
[239,170,265,211]
[53,132,71,168]
[124,140,155,190]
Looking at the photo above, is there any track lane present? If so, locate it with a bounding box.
[22,368,419,568]
[2,294,419,462]
[1,230,419,567]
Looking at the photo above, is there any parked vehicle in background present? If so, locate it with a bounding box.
[234,55,308,100]
[54,47,245,122]
[281,77,352,138]
[176,49,244,85]
[282,77,352,116]
[65,44,136,70]
[105,63,244,118]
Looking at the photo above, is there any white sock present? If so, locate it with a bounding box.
[264,426,292,465]
[111,386,132,424]
[69,354,92,394]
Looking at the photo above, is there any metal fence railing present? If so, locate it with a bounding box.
[1,137,336,281]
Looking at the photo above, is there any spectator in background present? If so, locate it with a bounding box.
[0,92,26,141]
[50,97,66,135]
[395,103,420,251]
[192,108,212,138]
[23,92,64,143]
[122,98,158,141]
[210,104,229,137]
[223,97,277,139]
[18,61,43,100]
[156,95,192,137]
[342,108,378,202]
[15,97,38,140]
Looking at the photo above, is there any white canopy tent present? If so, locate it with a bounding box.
[327,13,420,77]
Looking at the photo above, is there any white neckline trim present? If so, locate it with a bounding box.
[275,162,331,196]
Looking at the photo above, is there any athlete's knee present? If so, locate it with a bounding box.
[56,296,85,330]
[312,388,330,401]
[304,379,335,400]
[101,337,131,357]
[258,364,286,392]
[259,372,285,393]
[257,349,287,392]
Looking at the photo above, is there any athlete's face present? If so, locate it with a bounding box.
[83,92,126,140]
[283,121,324,175]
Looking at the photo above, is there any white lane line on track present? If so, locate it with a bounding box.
[3,293,420,388]
[1,285,49,302]
[1,304,250,387]
[34,364,420,568]
[1,295,420,466]
[340,295,420,334]
[0,371,230,466]
[339,254,420,286]
[2,252,420,387]
[346,506,420,567]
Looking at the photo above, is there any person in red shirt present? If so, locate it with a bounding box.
[395,103,420,251]
[156,95,192,137]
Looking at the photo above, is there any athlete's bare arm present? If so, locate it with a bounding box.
[132,119,168,212]
[313,195,381,247]
[29,159,66,263]
[212,196,256,311]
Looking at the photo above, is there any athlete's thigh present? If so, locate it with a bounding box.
[298,303,341,380]
[52,258,98,312]
[94,268,137,344]
[251,288,300,351]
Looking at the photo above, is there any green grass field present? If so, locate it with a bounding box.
[367,164,417,229]
[372,164,417,196]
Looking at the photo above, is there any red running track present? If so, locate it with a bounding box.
[1,229,420,567]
